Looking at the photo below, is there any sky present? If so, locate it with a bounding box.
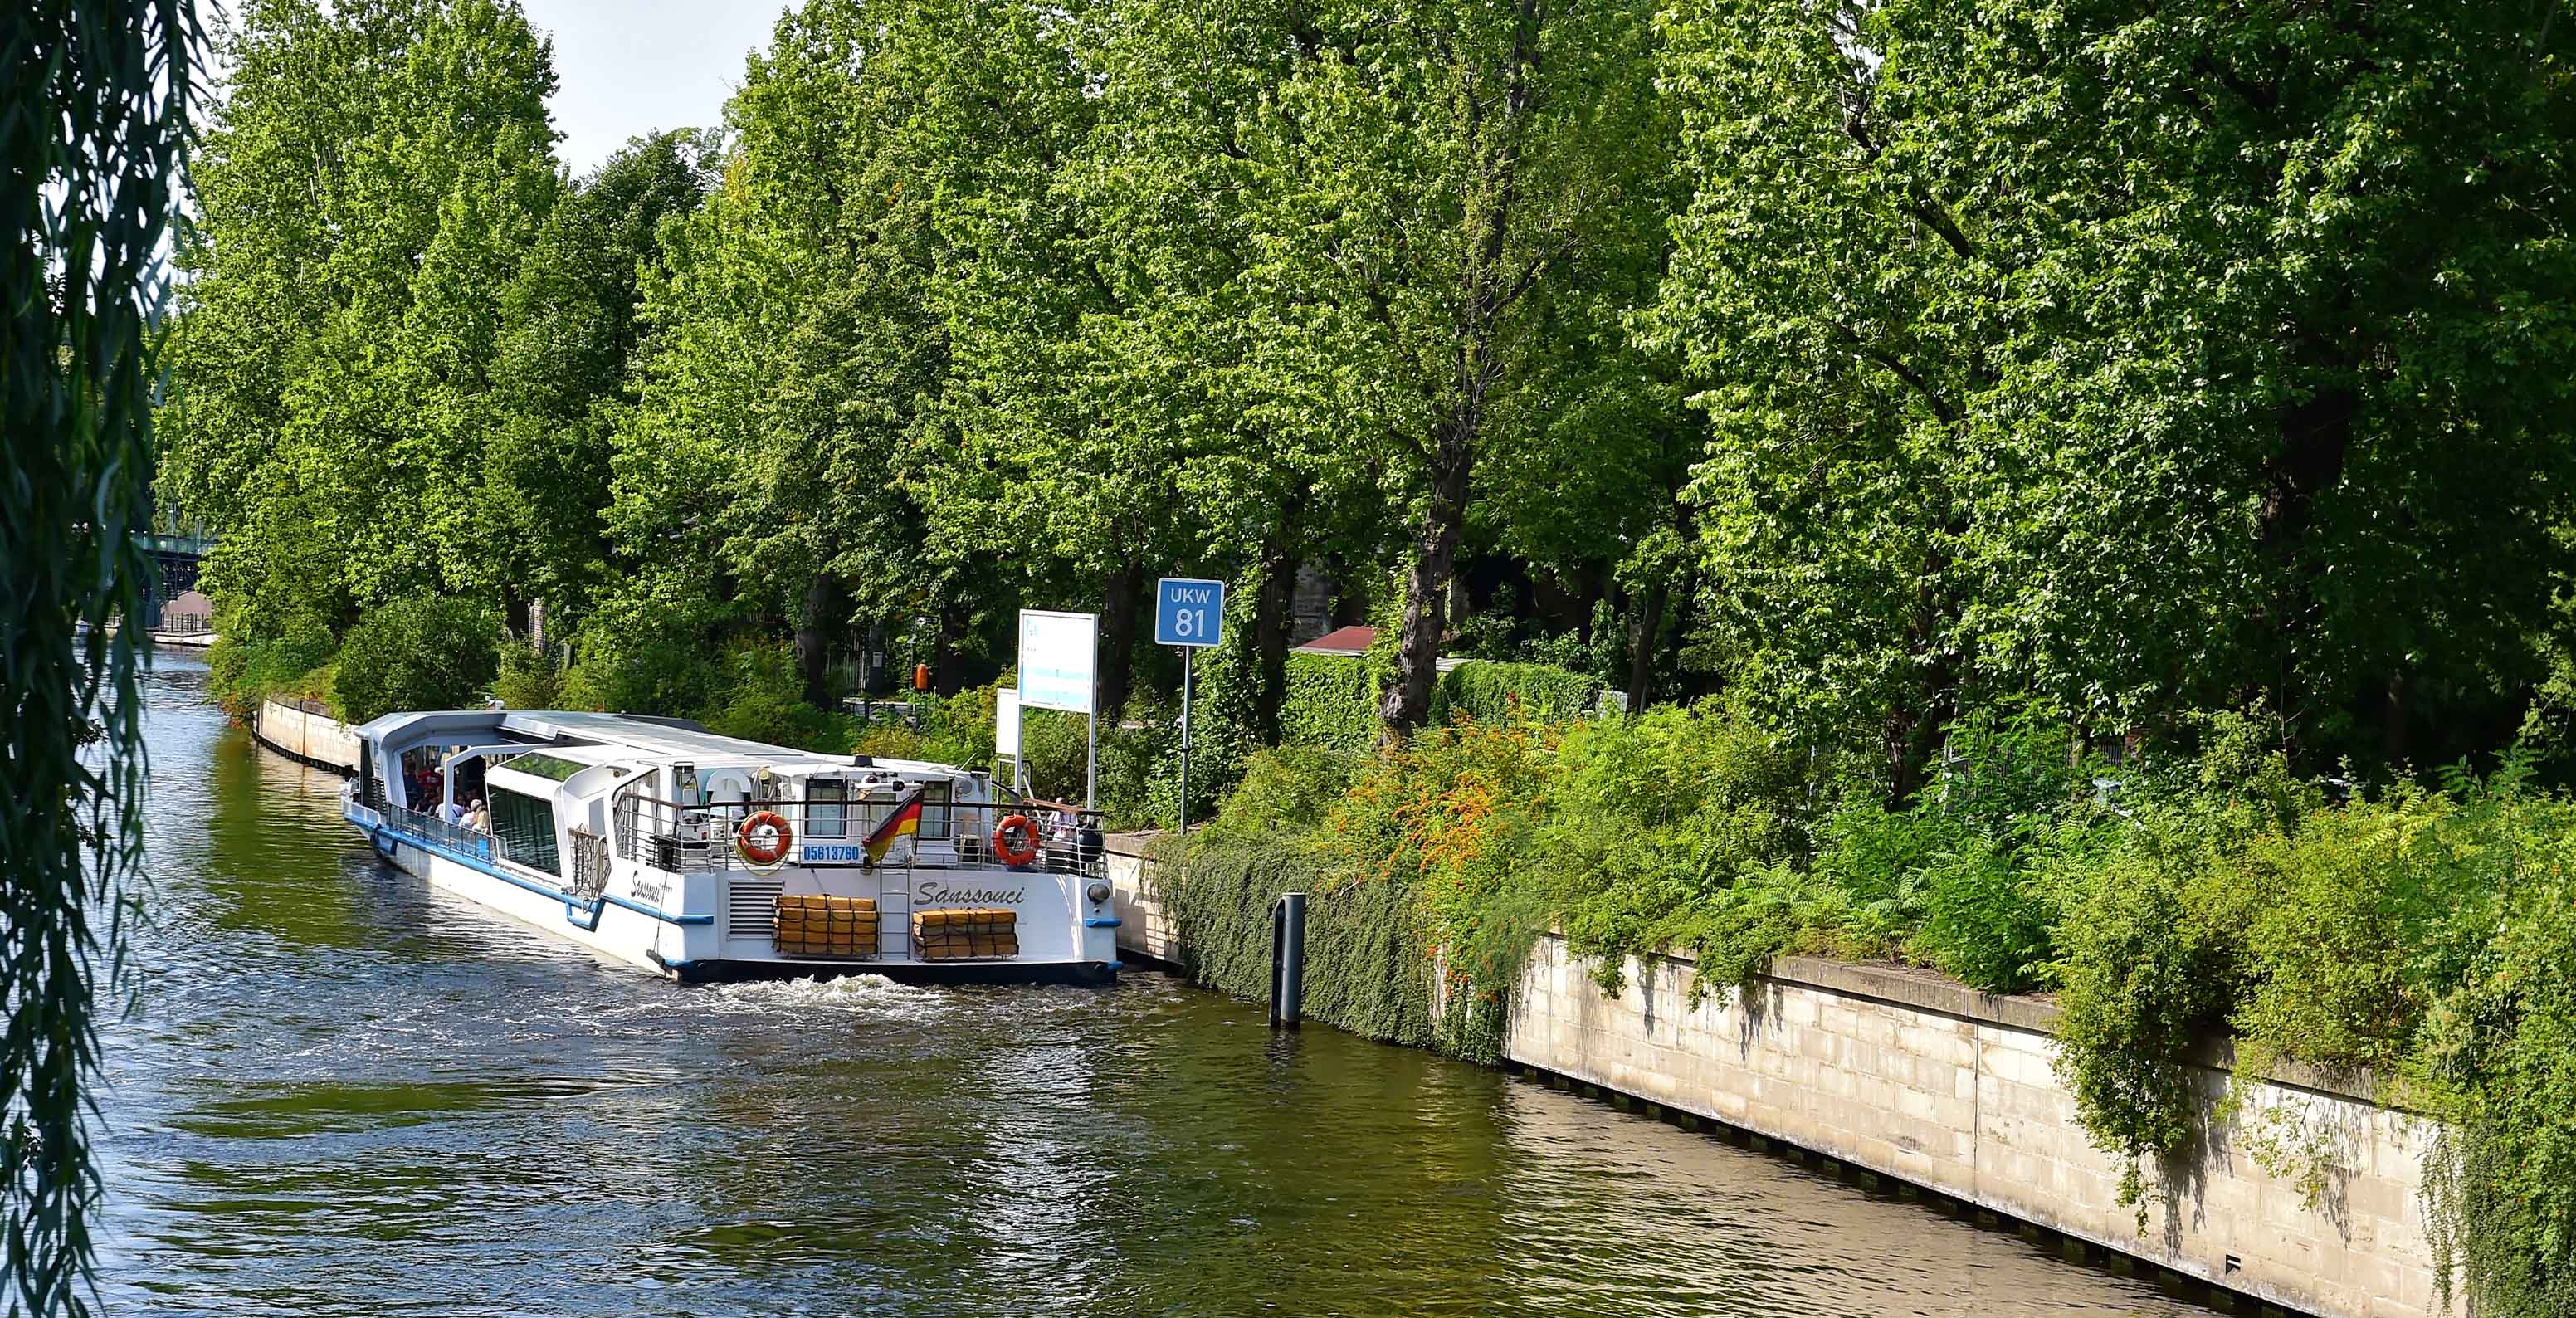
[516,0,790,176]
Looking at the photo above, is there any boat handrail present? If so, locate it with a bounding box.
[622,795,1107,877]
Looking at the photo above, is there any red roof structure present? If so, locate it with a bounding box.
[1295,625,1376,657]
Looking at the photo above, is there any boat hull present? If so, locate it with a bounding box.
[351,805,1120,987]
[659,955,1119,987]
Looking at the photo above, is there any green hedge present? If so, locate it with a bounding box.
[1279,652,1382,752]
[1436,660,1604,726]
[1275,652,1603,753]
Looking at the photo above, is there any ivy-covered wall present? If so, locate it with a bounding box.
[1143,836,1436,1047]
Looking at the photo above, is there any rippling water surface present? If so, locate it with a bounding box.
[97,657,2216,1316]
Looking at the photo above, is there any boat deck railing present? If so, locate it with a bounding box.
[611,787,1107,878]
[381,805,495,863]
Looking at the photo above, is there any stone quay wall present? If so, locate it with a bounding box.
[1104,836,2439,1318]
[250,697,363,775]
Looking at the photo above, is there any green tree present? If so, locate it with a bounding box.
[3,1,198,1309]
[1225,0,1676,735]
[1653,0,2576,793]
[161,0,564,642]
[485,130,710,643]
[607,0,973,706]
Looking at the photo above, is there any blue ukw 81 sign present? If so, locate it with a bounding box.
[1154,578,1225,647]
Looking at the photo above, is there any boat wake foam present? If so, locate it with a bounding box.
[706,974,944,1021]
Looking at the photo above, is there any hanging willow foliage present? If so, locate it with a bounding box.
[2,2,198,1313]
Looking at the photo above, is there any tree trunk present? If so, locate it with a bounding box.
[1251,505,1305,744]
[1626,577,1665,715]
[795,573,841,710]
[1097,557,1144,719]
[502,589,533,646]
[1383,428,1473,734]
[2256,341,2357,758]
[2382,668,2408,766]
[932,598,968,698]
[1378,0,1540,737]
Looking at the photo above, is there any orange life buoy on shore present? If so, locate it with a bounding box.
[993,813,1041,867]
[736,810,794,866]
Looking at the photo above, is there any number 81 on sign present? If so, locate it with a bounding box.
[1154,577,1225,648]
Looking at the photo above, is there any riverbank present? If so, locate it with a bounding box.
[1104,834,2430,1318]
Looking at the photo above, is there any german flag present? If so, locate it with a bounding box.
[862,787,925,865]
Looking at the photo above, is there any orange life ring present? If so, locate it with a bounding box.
[992,814,1041,867]
[735,810,794,866]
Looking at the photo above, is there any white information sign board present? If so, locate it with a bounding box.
[994,688,1022,759]
[1017,609,1098,713]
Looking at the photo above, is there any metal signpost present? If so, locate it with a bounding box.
[1154,578,1225,835]
[1018,609,1099,808]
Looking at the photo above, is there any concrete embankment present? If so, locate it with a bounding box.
[1103,834,2435,1318]
[249,696,363,774]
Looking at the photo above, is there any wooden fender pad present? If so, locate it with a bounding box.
[912,907,1019,960]
[773,893,880,958]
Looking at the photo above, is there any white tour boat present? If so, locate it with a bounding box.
[339,709,1122,984]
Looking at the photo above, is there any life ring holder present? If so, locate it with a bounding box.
[992,814,1042,867]
[735,809,794,869]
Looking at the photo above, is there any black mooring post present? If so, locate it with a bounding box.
[1270,891,1307,1029]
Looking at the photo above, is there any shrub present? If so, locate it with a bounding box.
[494,640,564,710]
[1018,706,1092,803]
[556,604,729,717]
[2421,853,2576,1318]
[331,596,499,724]
[1544,700,1811,992]
[695,642,848,753]
[204,625,336,719]
[2047,818,2247,1217]
[1202,745,1361,842]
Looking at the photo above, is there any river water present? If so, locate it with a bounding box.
[95,657,2215,1317]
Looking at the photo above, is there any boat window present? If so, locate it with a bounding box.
[807,779,847,838]
[921,779,950,841]
[497,751,586,782]
[489,788,562,876]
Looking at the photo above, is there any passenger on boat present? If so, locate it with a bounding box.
[463,798,488,832]
[442,798,467,825]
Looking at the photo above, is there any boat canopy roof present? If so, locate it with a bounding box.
[357,709,980,783]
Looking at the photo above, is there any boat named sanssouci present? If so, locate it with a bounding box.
[340,710,1121,984]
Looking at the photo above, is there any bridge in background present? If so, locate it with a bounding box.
[139,532,213,637]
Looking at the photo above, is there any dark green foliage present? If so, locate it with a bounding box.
[4,1,198,1309]
[694,642,850,754]
[493,639,563,710]
[331,596,500,723]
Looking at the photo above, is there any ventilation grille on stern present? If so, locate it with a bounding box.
[726,876,783,940]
